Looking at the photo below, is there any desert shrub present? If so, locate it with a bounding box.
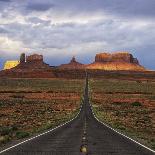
[0,127,13,136]
[10,95,24,99]
[16,131,30,139]
[117,126,126,131]
[115,111,120,116]
[112,102,123,106]
[136,81,142,83]
[113,122,126,130]
[0,136,10,144]
[150,96,155,100]
[131,102,142,107]
[43,122,53,130]
[152,142,155,150]
[150,139,155,149]
[11,125,18,131]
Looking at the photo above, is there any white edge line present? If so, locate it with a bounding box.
[0,103,83,154]
[90,103,155,153]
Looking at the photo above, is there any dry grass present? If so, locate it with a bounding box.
[90,79,155,150]
[0,78,84,146]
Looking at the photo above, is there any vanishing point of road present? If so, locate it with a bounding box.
[0,76,154,155]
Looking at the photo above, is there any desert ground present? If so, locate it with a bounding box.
[90,79,155,150]
[0,78,84,146]
[0,77,155,150]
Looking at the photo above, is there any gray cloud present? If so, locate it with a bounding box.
[27,17,51,25]
[0,27,9,33]
[0,0,155,70]
[26,1,55,11]
[0,0,11,2]
[36,0,155,18]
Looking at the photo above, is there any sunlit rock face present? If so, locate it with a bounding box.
[26,54,43,63]
[3,61,20,70]
[95,52,139,64]
[58,56,85,69]
[15,54,51,70]
[87,52,146,71]
[1,54,54,78]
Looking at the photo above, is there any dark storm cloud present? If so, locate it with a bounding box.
[36,0,155,18]
[100,0,155,18]
[0,0,155,70]
[0,0,155,18]
[0,27,8,33]
[26,1,55,11]
[0,0,11,2]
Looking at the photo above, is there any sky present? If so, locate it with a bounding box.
[0,0,155,70]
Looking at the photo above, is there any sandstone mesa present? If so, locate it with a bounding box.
[2,52,146,71]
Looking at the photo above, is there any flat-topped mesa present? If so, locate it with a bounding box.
[0,53,54,78]
[13,53,51,71]
[58,56,85,69]
[87,52,146,71]
[95,52,139,64]
[26,54,43,63]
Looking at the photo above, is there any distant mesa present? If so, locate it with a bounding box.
[26,54,43,63]
[86,52,145,71]
[15,53,51,71]
[95,52,139,64]
[1,51,147,79]
[58,56,85,69]
[3,60,20,70]
[0,53,54,78]
[58,52,145,71]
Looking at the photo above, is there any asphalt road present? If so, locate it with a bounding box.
[1,76,154,155]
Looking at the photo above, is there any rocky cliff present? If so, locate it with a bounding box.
[15,54,51,71]
[0,52,147,78]
[87,52,146,71]
[95,52,139,64]
[0,54,54,78]
[3,60,20,70]
[58,57,85,69]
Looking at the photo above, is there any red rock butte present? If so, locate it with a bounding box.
[15,54,51,71]
[58,56,85,69]
[0,53,54,78]
[0,52,149,79]
[86,52,146,71]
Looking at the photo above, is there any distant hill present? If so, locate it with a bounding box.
[58,56,85,69]
[86,52,146,71]
[0,52,151,79]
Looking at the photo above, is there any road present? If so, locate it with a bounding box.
[1,76,154,155]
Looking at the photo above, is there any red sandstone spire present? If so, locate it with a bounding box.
[70,56,76,63]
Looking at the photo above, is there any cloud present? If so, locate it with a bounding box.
[0,27,9,33]
[26,1,55,11]
[0,0,155,70]
[0,0,11,2]
[27,17,51,26]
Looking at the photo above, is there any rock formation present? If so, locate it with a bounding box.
[20,53,26,63]
[15,54,51,71]
[87,52,145,71]
[58,56,85,69]
[26,54,43,63]
[95,52,139,64]
[1,54,54,78]
[0,51,147,78]
[3,60,20,70]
